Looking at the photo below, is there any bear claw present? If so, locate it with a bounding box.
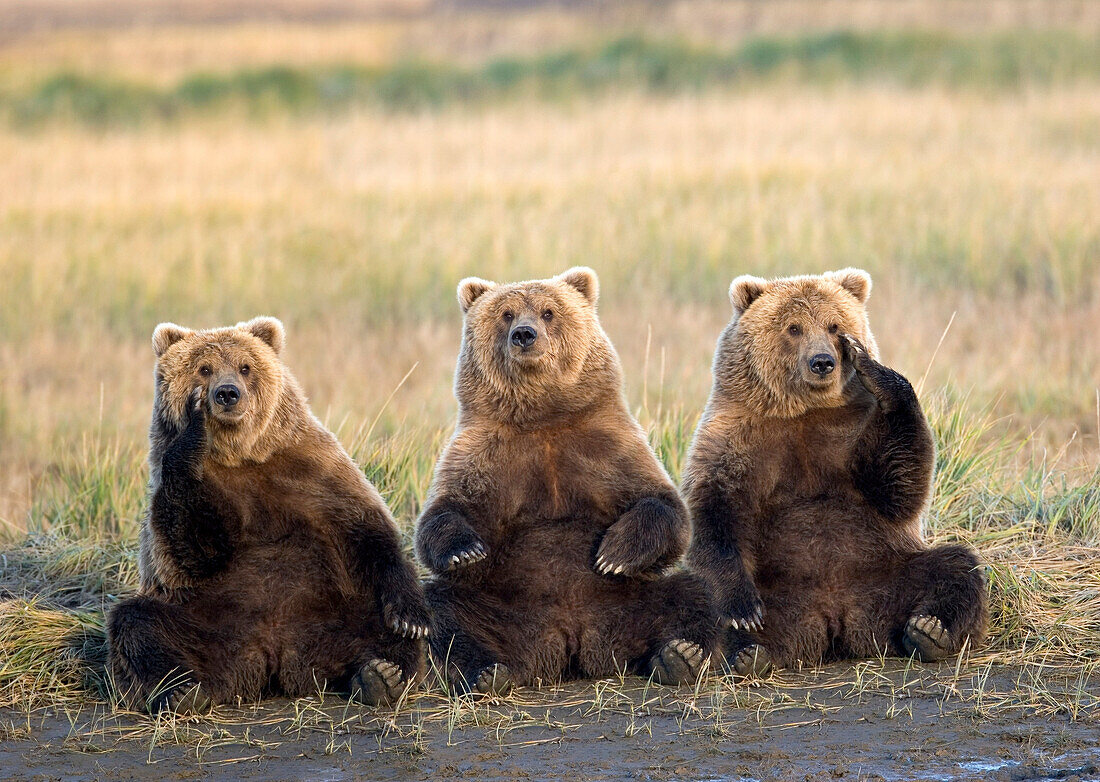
[351,658,405,706]
[383,600,431,639]
[728,604,764,633]
[651,639,706,686]
[903,614,953,662]
[594,555,629,576]
[725,644,773,679]
[473,663,513,696]
[446,543,487,571]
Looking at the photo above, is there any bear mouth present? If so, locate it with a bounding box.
[800,372,838,391]
[210,407,247,424]
[508,345,549,365]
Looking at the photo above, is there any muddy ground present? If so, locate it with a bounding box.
[2,663,1097,782]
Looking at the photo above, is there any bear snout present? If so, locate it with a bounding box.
[213,383,241,408]
[809,353,836,377]
[509,325,538,349]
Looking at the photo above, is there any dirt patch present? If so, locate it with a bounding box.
[2,663,1097,781]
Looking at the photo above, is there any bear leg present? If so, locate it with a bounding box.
[107,596,213,714]
[591,572,717,685]
[720,626,774,678]
[890,544,988,661]
[748,590,835,670]
[277,602,426,701]
[425,581,527,694]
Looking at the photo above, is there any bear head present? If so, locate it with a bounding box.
[715,268,879,417]
[453,266,621,425]
[150,316,298,464]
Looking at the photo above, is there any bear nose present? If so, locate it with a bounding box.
[510,325,537,349]
[809,353,836,376]
[213,384,240,407]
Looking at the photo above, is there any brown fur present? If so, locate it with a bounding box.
[684,270,988,669]
[108,317,428,713]
[416,268,717,691]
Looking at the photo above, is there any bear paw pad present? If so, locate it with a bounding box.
[473,663,513,696]
[651,639,706,686]
[903,614,952,662]
[351,658,405,706]
[151,681,211,716]
[726,643,773,679]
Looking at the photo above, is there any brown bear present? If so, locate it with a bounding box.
[683,269,988,674]
[415,268,718,693]
[107,317,429,714]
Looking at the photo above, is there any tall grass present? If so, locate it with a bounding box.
[0,3,1098,725]
[5,31,1100,127]
[2,399,1097,714]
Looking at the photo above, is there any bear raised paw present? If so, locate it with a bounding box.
[107,317,428,714]
[416,267,719,693]
[683,269,988,672]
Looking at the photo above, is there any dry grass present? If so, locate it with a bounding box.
[3,0,1100,84]
[0,0,1097,758]
[3,85,1099,522]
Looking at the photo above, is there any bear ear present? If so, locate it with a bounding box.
[457,277,496,314]
[556,266,599,305]
[729,275,770,315]
[152,323,191,357]
[239,316,285,354]
[827,268,872,304]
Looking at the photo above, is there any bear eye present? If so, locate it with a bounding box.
[542,309,553,322]
[829,324,839,334]
[240,364,250,376]
[199,365,212,377]
[787,324,802,337]
[502,311,514,323]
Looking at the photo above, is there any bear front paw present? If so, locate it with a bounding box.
[720,586,764,632]
[440,539,487,572]
[382,594,432,639]
[902,614,953,662]
[841,334,912,412]
[350,658,406,706]
[181,387,207,431]
[595,525,658,577]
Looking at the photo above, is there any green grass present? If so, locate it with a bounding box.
[5,30,1100,127]
[6,397,1098,702]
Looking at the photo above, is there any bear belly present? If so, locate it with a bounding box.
[751,496,910,594]
[481,514,607,599]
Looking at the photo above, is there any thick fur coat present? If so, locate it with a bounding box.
[108,317,428,713]
[416,268,718,692]
[683,270,988,672]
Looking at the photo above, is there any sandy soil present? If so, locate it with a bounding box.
[3,664,1097,782]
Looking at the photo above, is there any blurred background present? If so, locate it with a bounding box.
[1,0,1098,534]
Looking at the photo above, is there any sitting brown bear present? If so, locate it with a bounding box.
[416,268,718,693]
[107,317,429,713]
[683,269,988,674]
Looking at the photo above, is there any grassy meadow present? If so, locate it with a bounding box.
[0,0,1098,753]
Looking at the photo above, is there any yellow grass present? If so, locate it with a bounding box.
[0,4,1097,758]
[3,84,1100,524]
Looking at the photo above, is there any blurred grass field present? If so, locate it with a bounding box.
[1,0,1099,732]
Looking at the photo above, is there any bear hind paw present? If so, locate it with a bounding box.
[651,639,706,686]
[473,663,513,696]
[351,658,406,706]
[149,681,212,716]
[724,643,773,679]
[902,614,953,662]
